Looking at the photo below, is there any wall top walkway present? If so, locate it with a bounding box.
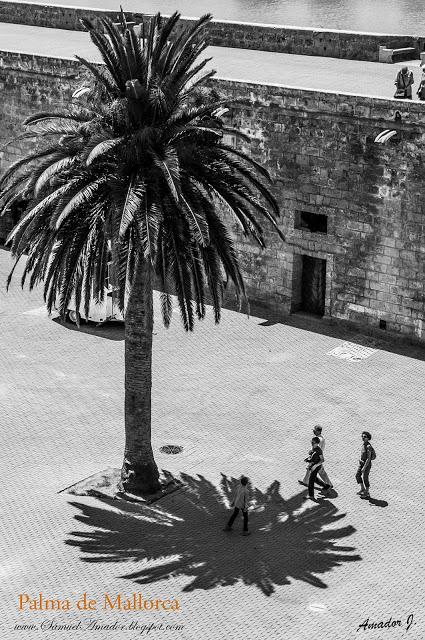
[1,21,425,108]
[0,1,424,62]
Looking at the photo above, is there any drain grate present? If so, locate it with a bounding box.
[160,445,183,455]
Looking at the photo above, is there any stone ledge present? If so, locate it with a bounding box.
[3,49,425,127]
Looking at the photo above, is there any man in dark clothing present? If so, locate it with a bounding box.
[356,431,373,498]
[306,437,328,501]
[394,66,414,99]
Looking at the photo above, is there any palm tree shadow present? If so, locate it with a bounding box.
[66,474,361,596]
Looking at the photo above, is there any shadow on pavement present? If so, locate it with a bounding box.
[367,497,388,508]
[248,303,425,362]
[52,316,125,341]
[321,487,338,499]
[66,474,361,595]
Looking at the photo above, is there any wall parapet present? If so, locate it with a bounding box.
[0,0,424,62]
[2,49,425,127]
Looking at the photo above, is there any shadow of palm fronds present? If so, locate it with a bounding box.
[66,473,361,595]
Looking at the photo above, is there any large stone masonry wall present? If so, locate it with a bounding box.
[0,1,424,62]
[0,51,424,340]
[219,81,425,339]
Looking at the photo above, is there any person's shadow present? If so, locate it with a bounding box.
[66,473,361,595]
[365,496,388,508]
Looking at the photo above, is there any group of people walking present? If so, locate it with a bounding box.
[223,425,376,536]
[300,425,375,501]
[394,65,425,100]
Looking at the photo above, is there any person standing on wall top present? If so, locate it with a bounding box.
[394,66,414,99]
[417,66,425,100]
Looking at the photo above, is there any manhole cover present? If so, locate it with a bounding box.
[160,445,183,455]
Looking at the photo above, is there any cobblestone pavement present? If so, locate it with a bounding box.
[0,247,424,640]
[0,22,424,100]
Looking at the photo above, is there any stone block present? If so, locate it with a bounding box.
[378,46,394,63]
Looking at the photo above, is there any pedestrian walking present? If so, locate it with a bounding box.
[394,66,414,99]
[305,437,328,501]
[300,425,333,491]
[223,475,251,536]
[356,431,375,498]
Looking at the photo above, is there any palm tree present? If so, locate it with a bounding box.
[0,12,285,495]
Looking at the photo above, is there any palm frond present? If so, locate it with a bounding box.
[34,156,78,197]
[218,143,273,182]
[160,291,173,328]
[101,17,133,82]
[125,27,146,80]
[180,193,209,245]
[153,152,181,204]
[0,170,32,211]
[7,181,79,248]
[23,109,94,126]
[75,56,117,96]
[0,147,60,190]
[54,178,108,229]
[86,28,126,91]
[86,137,125,166]
[25,119,81,137]
[119,178,145,238]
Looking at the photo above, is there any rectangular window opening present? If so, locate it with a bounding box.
[294,211,328,234]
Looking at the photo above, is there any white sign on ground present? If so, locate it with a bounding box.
[327,341,378,361]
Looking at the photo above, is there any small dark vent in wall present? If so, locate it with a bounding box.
[379,319,387,330]
[294,211,328,234]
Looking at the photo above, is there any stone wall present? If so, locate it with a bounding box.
[0,53,81,239]
[0,1,423,62]
[0,51,424,340]
[219,80,425,339]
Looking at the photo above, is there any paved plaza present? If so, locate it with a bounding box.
[0,247,424,639]
[0,22,424,100]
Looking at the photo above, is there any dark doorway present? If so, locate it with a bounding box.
[10,198,29,226]
[301,255,326,316]
[0,197,30,245]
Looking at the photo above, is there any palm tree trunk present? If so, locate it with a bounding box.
[121,255,161,495]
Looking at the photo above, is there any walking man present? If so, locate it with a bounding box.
[223,476,250,536]
[300,425,333,491]
[306,437,328,501]
[356,431,374,498]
